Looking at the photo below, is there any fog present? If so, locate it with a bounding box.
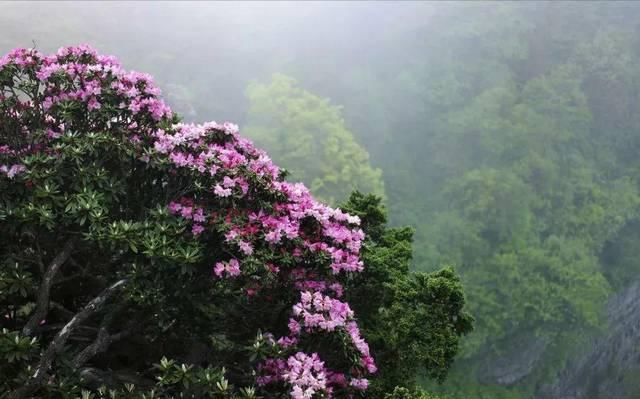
[2,1,640,398]
[0,2,435,121]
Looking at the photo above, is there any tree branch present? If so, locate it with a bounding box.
[72,304,133,368]
[10,279,128,399]
[34,239,46,275]
[72,325,133,368]
[22,239,76,336]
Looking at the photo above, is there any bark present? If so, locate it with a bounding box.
[10,279,128,399]
[22,239,75,337]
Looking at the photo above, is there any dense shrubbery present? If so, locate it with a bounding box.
[0,46,472,399]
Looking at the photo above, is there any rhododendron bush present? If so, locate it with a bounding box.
[0,46,472,399]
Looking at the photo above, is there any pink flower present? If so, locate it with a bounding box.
[277,336,298,347]
[191,224,204,236]
[168,202,182,214]
[46,129,61,139]
[330,283,344,298]
[225,230,239,242]
[192,208,206,222]
[265,229,282,244]
[213,259,241,278]
[288,318,301,335]
[350,378,369,390]
[238,240,254,256]
[87,97,101,110]
[2,164,26,179]
[227,259,241,276]
[222,175,236,188]
[180,206,193,219]
[213,262,225,277]
[214,184,232,197]
[363,355,377,373]
[282,352,328,399]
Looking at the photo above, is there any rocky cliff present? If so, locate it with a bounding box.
[539,281,640,399]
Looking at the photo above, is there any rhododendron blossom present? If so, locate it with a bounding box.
[0,45,375,398]
[283,352,328,399]
[214,259,241,278]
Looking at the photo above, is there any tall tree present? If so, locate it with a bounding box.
[244,74,385,205]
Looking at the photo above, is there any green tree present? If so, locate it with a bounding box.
[244,74,385,204]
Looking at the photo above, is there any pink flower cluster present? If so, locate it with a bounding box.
[291,291,354,333]
[213,259,241,278]
[0,47,39,68]
[148,121,365,274]
[257,352,364,397]
[0,46,375,398]
[0,45,171,181]
[294,280,344,298]
[284,352,328,399]
[257,352,352,398]
[287,291,376,372]
[0,164,25,179]
[256,288,374,392]
[167,198,207,236]
[346,321,377,374]
[36,45,171,120]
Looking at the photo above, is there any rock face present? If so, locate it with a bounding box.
[538,281,640,399]
[477,332,549,387]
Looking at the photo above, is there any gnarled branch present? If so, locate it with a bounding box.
[72,325,133,368]
[22,238,76,336]
[10,278,128,399]
[72,304,134,368]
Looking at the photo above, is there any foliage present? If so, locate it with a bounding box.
[0,46,470,399]
[338,4,640,397]
[384,386,443,399]
[339,193,473,396]
[244,74,385,204]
